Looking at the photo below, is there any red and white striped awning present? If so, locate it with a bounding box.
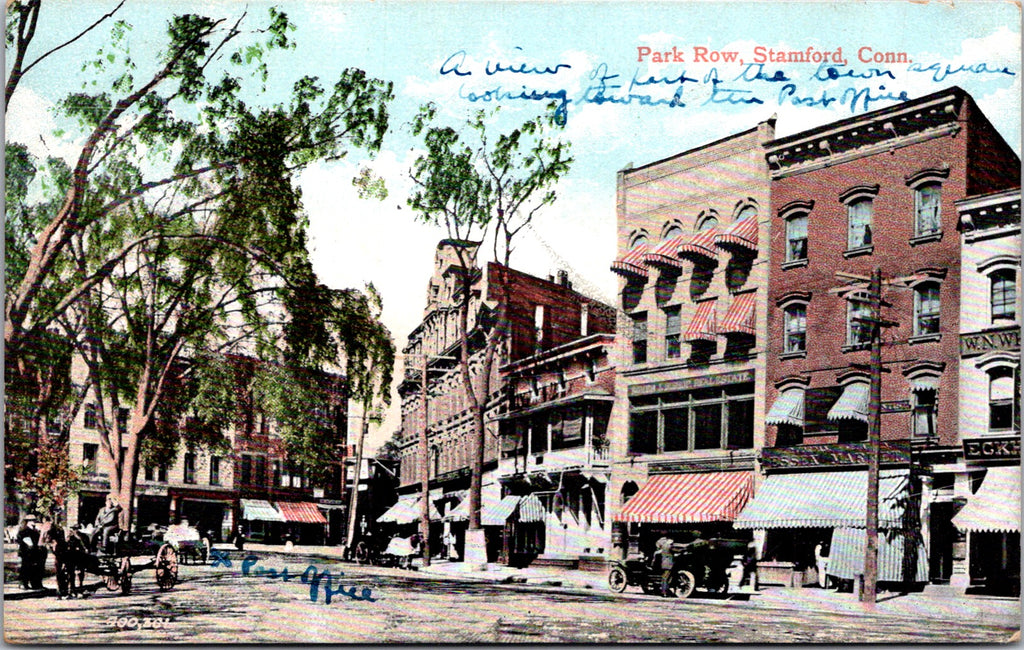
[615,472,753,524]
[715,216,758,251]
[678,228,719,263]
[611,242,649,279]
[644,235,687,270]
[719,292,756,336]
[276,501,328,525]
[684,300,717,342]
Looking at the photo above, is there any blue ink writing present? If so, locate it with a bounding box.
[486,47,570,76]
[210,549,232,568]
[239,555,376,605]
[812,63,894,81]
[735,64,790,83]
[460,85,570,125]
[440,50,472,77]
[907,61,1016,83]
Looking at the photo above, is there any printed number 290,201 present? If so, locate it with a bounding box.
[105,616,172,629]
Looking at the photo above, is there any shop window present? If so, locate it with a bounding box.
[913,390,937,438]
[783,304,807,354]
[184,453,196,484]
[847,299,872,347]
[83,443,98,474]
[664,306,681,360]
[628,383,754,454]
[914,183,942,237]
[991,269,1017,323]
[210,456,221,486]
[84,403,99,430]
[631,312,648,364]
[847,198,873,250]
[989,367,1019,432]
[914,282,941,337]
[785,214,808,263]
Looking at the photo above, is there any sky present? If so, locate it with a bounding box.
[5,0,1021,451]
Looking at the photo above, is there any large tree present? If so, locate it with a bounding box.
[4,3,395,525]
[408,104,572,535]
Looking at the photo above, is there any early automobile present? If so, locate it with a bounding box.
[607,537,747,598]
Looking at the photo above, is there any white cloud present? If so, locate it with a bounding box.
[5,86,82,165]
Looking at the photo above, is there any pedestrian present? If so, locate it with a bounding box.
[231,525,245,551]
[814,541,830,589]
[655,534,675,597]
[16,515,39,589]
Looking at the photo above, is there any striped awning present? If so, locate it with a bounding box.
[827,382,871,423]
[615,471,753,524]
[684,300,717,342]
[734,469,911,529]
[481,495,521,526]
[719,293,756,336]
[715,216,758,251]
[377,494,442,524]
[678,228,719,263]
[952,466,1021,533]
[241,499,285,522]
[611,243,649,279]
[828,527,928,582]
[518,494,546,523]
[276,501,327,525]
[644,235,687,270]
[765,388,805,426]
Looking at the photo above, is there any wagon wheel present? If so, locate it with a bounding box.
[119,557,133,595]
[674,569,696,599]
[354,541,369,565]
[606,567,627,593]
[155,544,178,591]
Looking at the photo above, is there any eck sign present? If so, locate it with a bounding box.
[962,436,1021,460]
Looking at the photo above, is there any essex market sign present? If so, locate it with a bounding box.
[962,436,1021,461]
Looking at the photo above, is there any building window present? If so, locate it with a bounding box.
[631,312,648,364]
[989,367,1019,432]
[914,183,942,236]
[84,403,99,429]
[273,460,283,487]
[117,407,129,433]
[697,215,719,231]
[158,465,167,482]
[144,465,154,482]
[847,198,873,249]
[664,307,681,359]
[628,383,754,454]
[847,299,872,347]
[254,456,267,487]
[240,455,252,485]
[783,304,807,354]
[913,389,937,437]
[991,269,1017,322]
[83,443,98,474]
[914,282,941,337]
[184,453,196,484]
[534,304,546,352]
[580,303,589,336]
[210,456,221,486]
[785,215,808,263]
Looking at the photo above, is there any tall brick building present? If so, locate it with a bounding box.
[735,87,1020,590]
[391,240,615,562]
[607,119,775,559]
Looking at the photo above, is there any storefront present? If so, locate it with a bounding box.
[614,470,754,560]
[734,468,928,589]
[240,498,285,543]
[276,501,328,545]
[951,464,1021,595]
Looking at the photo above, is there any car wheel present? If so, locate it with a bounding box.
[608,567,628,593]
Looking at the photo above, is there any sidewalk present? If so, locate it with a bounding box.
[233,544,1021,627]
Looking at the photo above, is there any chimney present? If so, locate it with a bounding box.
[556,269,571,289]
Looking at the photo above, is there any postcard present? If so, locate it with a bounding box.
[4,0,1020,644]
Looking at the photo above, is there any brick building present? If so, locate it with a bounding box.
[67,353,348,545]
[949,188,1021,595]
[607,118,775,559]
[735,87,1020,590]
[391,239,615,562]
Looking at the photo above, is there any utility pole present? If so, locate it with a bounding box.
[863,266,883,606]
[345,403,370,559]
[419,353,431,567]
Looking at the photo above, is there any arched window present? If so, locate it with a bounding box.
[785,213,808,262]
[847,197,873,249]
[783,304,807,354]
[697,216,718,231]
[621,481,639,506]
[914,282,941,337]
[915,182,942,236]
[991,268,1017,322]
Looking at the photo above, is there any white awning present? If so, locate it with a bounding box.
[827,382,870,423]
[765,388,805,426]
[241,499,285,522]
[952,466,1021,533]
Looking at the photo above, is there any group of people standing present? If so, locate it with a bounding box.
[16,515,47,590]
